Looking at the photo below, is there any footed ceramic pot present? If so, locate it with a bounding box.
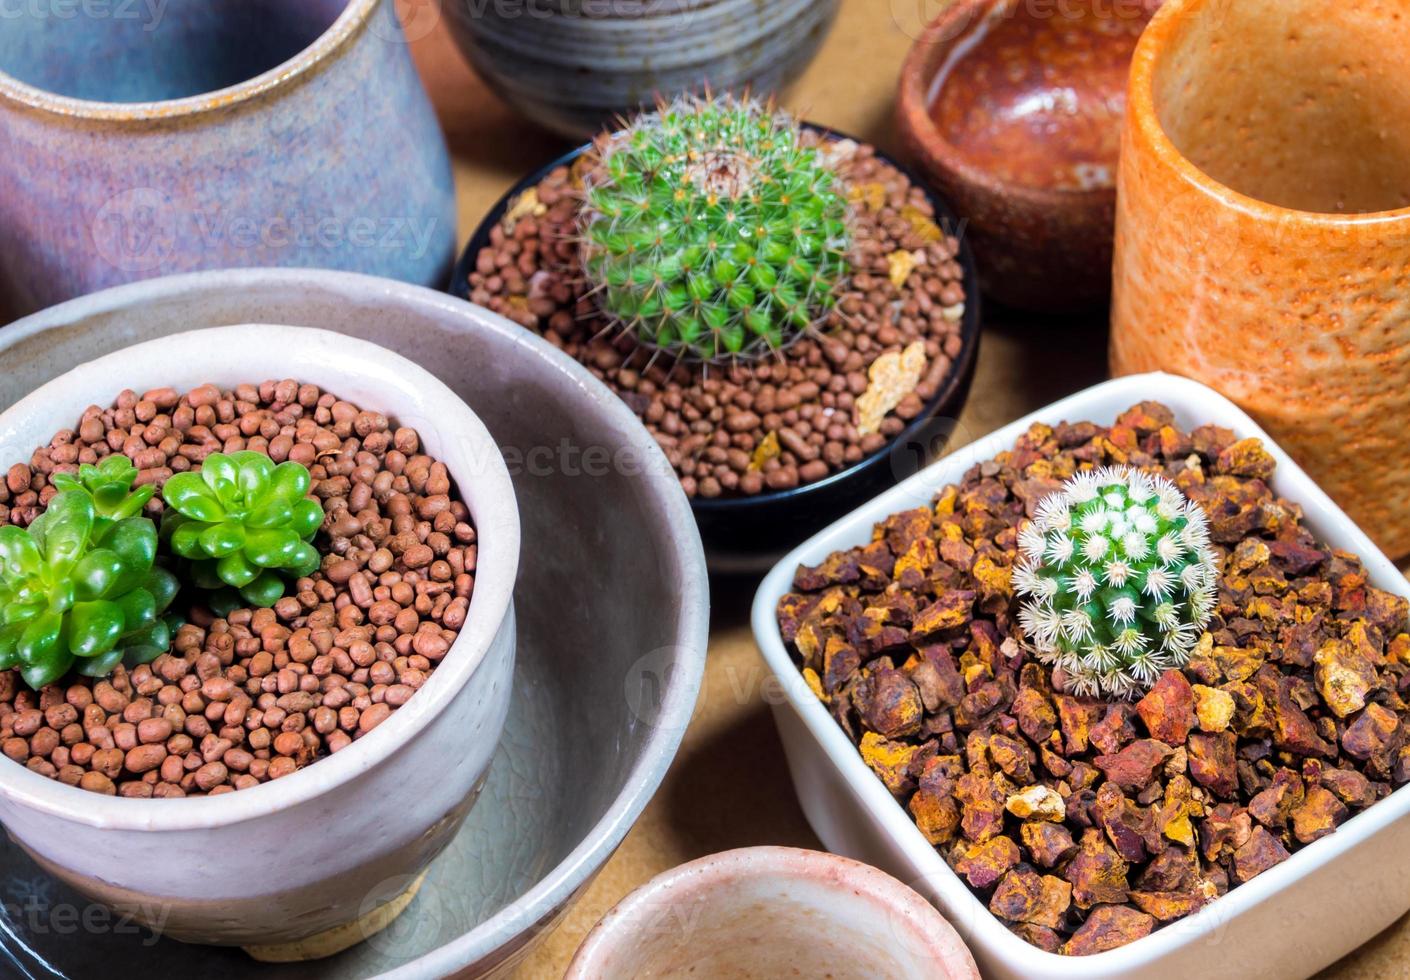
[565,847,979,980]
[1111,0,1410,557]
[897,0,1158,311]
[0,325,519,954]
[444,0,839,139]
[0,0,455,321]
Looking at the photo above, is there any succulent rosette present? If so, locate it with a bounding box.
[1013,466,1220,698]
[0,488,178,689]
[161,451,324,609]
[51,454,155,531]
[580,94,852,361]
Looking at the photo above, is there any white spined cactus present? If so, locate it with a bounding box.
[1013,466,1219,699]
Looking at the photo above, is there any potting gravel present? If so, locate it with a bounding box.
[0,381,475,797]
[466,136,969,498]
[777,402,1410,955]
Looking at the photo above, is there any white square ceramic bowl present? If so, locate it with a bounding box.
[752,373,1410,980]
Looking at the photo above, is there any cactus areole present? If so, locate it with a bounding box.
[580,95,852,362]
[1014,466,1220,699]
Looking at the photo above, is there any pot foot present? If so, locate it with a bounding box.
[241,870,428,963]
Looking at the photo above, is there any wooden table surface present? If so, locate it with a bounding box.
[406,3,1409,976]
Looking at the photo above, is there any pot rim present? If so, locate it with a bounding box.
[0,0,378,122]
[0,322,521,832]
[450,122,983,518]
[1128,0,1410,224]
[564,845,980,979]
[897,0,1143,207]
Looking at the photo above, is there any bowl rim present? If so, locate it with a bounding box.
[1127,0,1410,223]
[750,371,1410,975]
[0,321,521,832]
[563,845,980,979]
[448,121,984,516]
[0,267,712,975]
[896,0,1159,206]
[0,0,378,121]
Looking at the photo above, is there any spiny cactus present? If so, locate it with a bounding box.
[580,94,851,361]
[1013,466,1220,699]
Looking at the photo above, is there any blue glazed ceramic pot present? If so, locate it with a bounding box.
[0,0,455,320]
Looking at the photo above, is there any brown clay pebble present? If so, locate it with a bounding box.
[0,382,477,796]
[464,136,968,498]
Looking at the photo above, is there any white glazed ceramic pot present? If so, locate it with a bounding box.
[0,325,519,949]
[564,846,979,979]
[751,373,1410,980]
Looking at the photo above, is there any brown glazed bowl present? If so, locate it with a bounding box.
[897,0,1158,312]
[1110,0,1410,558]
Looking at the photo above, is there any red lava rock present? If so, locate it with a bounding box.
[1232,826,1291,883]
[909,759,962,845]
[1342,703,1401,761]
[1064,829,1130,909]
[953,836,1021,889]
[1290,785,1348,843]
[1187,732,1239,798]
[1247,769,1304,830]
[857,667,925,738]
[955,771,1008,843]
[1063,905,1155,956]
[1129,889,1209,922]
[1094,740,1174,791]
[1199,803,1254,864]
[1137,671,1196,745]
[989,867,1072,928]
[1021,821,1078,868]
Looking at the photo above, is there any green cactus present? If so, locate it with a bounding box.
[1013,466,1220,699]
[0,488,179,689]
[161,451,324,609]
[580,94,851,361]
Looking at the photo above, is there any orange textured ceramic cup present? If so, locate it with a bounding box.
[1111,0,1410,556]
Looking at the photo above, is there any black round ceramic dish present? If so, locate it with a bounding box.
[451,126,983,573]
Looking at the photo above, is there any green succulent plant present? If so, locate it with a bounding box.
[0,488,178,689]
[51,454,155,532]
[580,94,852,361]
[161,451,324,609]
[1013,466,1220,699]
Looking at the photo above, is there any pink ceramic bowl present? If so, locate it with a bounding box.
[565,846,979,979]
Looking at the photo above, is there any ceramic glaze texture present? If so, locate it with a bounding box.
[0,270,709,978]
[565,847,979,980]
[1111,0,1410,557]
[443,0,840,138]
[0,0,455,321]
[897,0,1157,311]
[0,325,520,948]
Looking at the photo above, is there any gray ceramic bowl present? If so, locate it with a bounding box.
[444,0,840,138]
[0,269,710,978]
